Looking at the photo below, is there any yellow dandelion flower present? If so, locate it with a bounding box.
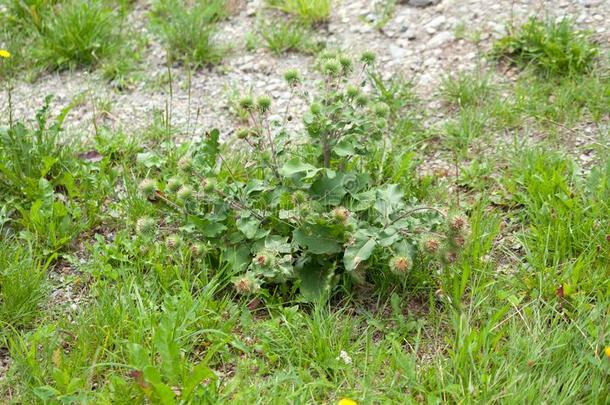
[338,399,357,405]
[604,346,610,359]
[0,49,10,58]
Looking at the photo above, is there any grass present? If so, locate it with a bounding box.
[493,17,599,77]
[1,0,137,77]
[150,0,229,66]
[1,7,610,404]
[259,19,317,55]
[266,0,332,24]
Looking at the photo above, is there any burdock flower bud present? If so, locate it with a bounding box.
[191,242,206,256]
[136,216,157,235]
[331,206,350,224]
[201,177,216,192]
[355,94,369,108]
[323,58,341,77]
[346,85,359,98]
[256,95,272,114]
[176,185,194,204]
[239,95,255,111]
[178,156,193,173]
[360,50,376,65]
[283,68,301,85]
[373,102,390,118]
[291,190,308,204]
[443,250,458,264]
[452,234,466,248]
[237,128,250,139]
[253,251,274,267]
[376,118,387,130]
[338,55,353,74]
[389,256,412,275]
[422,236,441,254]
[139,179,157,199]
[449,215,467,232]
[233,274,261,295]
[167,177,183,193]
[166,234,181,248]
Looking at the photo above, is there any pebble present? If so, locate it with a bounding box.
[427,31,453,48]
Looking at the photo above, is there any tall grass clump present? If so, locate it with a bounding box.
[2,0,132,73]
[493,17,598,77]
[150,0,229,66]
[266,0,332,24]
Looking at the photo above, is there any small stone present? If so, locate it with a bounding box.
[428,31,453,48]
[406,0,441,7]
[389,45,407,61]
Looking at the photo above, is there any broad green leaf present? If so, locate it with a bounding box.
[143,366,176,405]
[279,158,321,179]
[236,216,261,239]
[311,173,346,205]
[297,260,334,302]
[183,362,215,400]
[344,233,377,271]
[186,215,227,237]
[333,138,356,157]
[137,152,164,169]
[293,224,342,255]
[375,184,404,217]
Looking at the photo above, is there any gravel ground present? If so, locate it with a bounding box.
[1,0,608,140]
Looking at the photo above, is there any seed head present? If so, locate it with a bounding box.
[449,215,467,232]
[233,274,261,295]
[360,50,376,65]
[201,177,216,192]
[355,94,369,108]
[319,50,337,60]
[291,190,308,204]
[346,85,359,98]
[373,102,390,118]
[136,216,157,235]
[422,236,441,254]
[283,68,301,85]
[176,185,195,204]
[166,234,182,248]
[167,177,183,193]
[253,251,274,267]
[338,55,353,74]
[389,256,412,275]
[452,234,466,248]
[239,95,255,111]
[443,250,458,264]
[178,156,193,173]
[323,58,341,77]
[331,206,350,224]
[191,242,206,256]
[375,118,387,130]
[138,179,157,199]
[256,95,272,113]
[237,128,250,139]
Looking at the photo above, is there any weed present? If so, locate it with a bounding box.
[493,17,599,77]
[34,1,124,70]
[0,240,50,333]
[266,0,332,24]
[259,19,315,55]
[441,71,495,108]
[131,54,462,301]
[150,0,229,66]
